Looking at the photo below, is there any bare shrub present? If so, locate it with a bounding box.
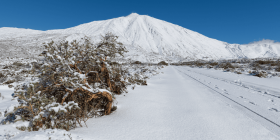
[14,75,24,82]
[31,62,41,70]
[12,62,24,67]
[250,71,267,78]
[2,65,11,69]
[132,61,142,64]
[255,60,270,65]
[235,71,242,74]
[209,62,218,66]
[4,33,129,131]
[158,61,168,66]
[20,70,29,74]
[251,63,261,69]
[109,61,120,66]
[256,71,268,78]
[193,61,205,67]
[0,73,5,79]
[4,80,15,85]
[218,62,235,69]
[206,65,213,69]
[0,77,7,83]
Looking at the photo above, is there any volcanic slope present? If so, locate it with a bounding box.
[1,13,280,61]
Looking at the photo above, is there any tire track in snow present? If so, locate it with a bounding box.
[175,68,280,129]
[183,68,280,99]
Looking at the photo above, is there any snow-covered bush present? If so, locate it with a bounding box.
[218,62,235,69]
[249,71,268,78]
[158,61,168,66]
[0,73,6,83]
[3,33,129,131]
[12,62,24,67]
[132,61,142,64]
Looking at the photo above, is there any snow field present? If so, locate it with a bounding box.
[1,66,280,139]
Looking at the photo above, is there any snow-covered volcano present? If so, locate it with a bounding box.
[0,13,279,62]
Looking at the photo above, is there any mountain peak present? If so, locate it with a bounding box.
[127,13,140,17]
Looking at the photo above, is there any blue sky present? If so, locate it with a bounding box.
[0,0,279,44]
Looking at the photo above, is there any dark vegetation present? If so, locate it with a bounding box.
[171,58,280,78]
[132,61,142,64]
[0,73,4,78]
[158,61,168,66]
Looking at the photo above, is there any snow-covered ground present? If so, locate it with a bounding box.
[1,66,280,139]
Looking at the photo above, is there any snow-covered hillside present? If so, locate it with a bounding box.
[0,13,279,62]
[227,40,280,58]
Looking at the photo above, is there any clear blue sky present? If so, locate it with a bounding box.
[1,0,279,44]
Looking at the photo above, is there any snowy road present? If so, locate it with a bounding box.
[1,66,280,140]
[71,66,280,140]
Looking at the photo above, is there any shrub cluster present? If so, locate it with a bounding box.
[3,33,130,131]
[171,58,280,78]
[0,60,34,84]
